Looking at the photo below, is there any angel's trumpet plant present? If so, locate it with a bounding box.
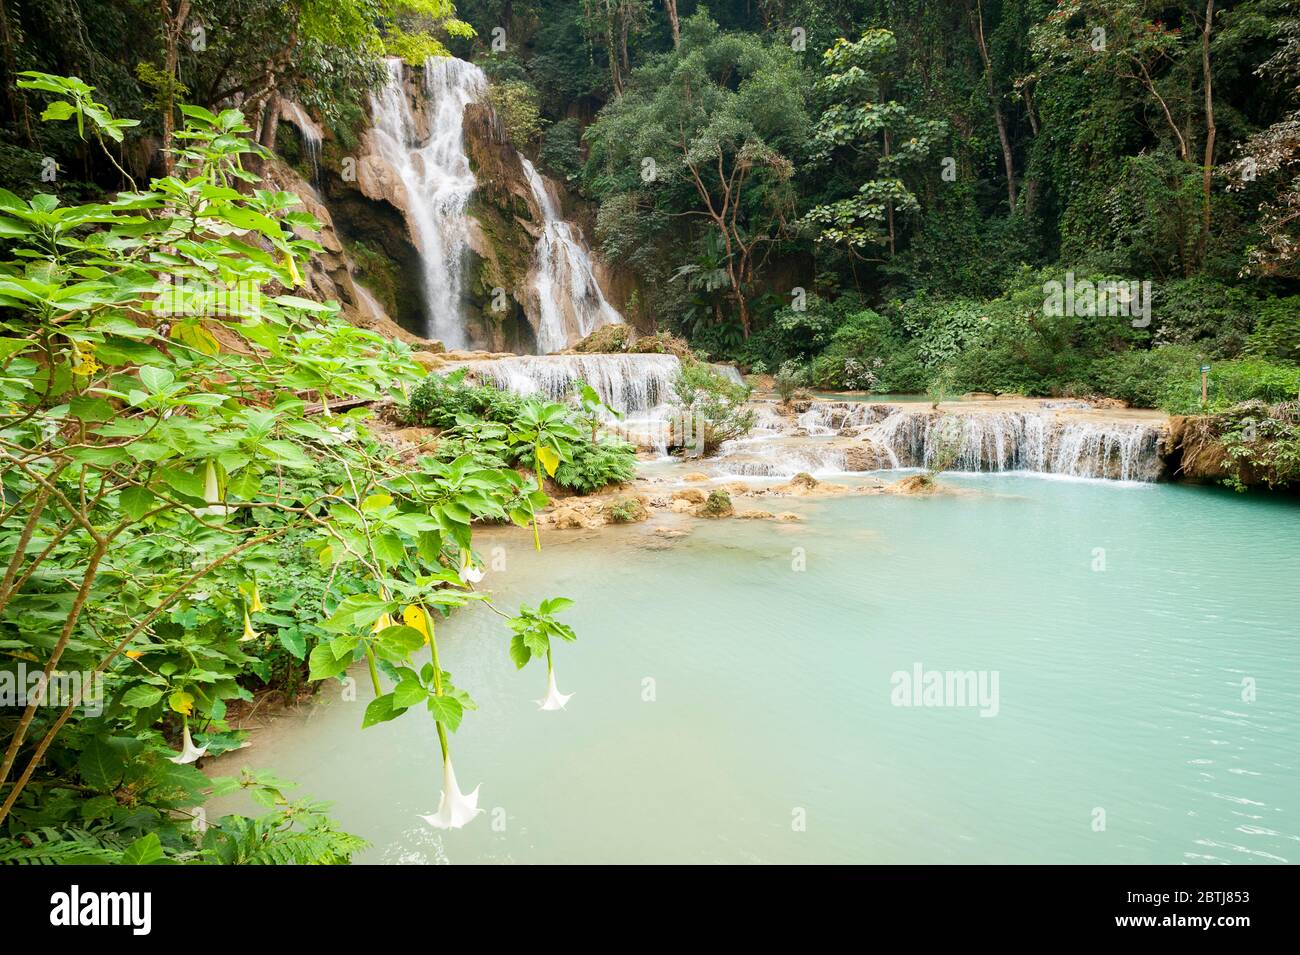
[168,717,208,765]
[247,579,264,613]
[197,461,231,517]
[240,607,259,643]
[418,604,483,829]
[420,754,483,830]
[459,555,484,584]
[536,650,573,711]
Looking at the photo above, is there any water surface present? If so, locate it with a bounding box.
[213,476,1300,863]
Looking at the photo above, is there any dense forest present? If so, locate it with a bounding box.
[3,0,1299,408]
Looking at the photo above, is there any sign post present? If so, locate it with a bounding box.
[1200,364,1211,405]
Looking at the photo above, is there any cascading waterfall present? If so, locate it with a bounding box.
[368,57,484,348]
[518,158,623,353]
[467,353,680,413]
[709,401,1165,481]
[469,353,683,453]
[859,409,1164,481]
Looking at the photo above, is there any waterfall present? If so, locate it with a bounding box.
[518,158,623,353]
[860,409,1164,481]
[467,354,680,413]
[280,101,323,185]
[368,57,484,348]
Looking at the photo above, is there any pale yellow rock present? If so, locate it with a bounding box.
[736,510,775,520]
[669,499,695,513]
[682,472,710,482]
[775,512,803,522]
[671,488,708,504]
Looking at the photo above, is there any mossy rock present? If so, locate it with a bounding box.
[573,324,633,353]
[604,497,648,523]
[697,489,734,518]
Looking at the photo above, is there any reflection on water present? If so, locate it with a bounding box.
[210,476,1300,863]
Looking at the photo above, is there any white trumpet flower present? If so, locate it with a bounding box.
[196,461,232,517]
[459,561,484,584]
[420,757,483,830]
[168,721,208,764]
[536,664,573,711]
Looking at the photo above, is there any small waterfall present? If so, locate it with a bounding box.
[280,101,323,185]
[796,402,893,436]
[860,409,1164,481]
[368,57,484,348]
[467,353,680,413]
[518,158,623,353]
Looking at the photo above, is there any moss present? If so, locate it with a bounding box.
[604,497,648,523]
[573,324,632,353]
[346,238,402,319]
[698,490,734,517]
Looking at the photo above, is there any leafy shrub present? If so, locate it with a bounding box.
[539,116,584,181]
[605,497,648,523]
[406,370,527,428]
[1161,359,1300,414]
[808,309,924,391]
[487,79,546,147]
[698,489,734,517]
[1246,295,1300,364]
[671,362,756,453]
[1091,345,1202,408]
[552,439,637,493]
[1151,277,1259,357]
[1220,403,1300,491]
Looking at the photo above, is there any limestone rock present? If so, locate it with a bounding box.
[671,488,708,504]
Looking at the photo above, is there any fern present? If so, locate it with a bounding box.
[0,826,127,865]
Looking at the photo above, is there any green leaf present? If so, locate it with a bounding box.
[362,693,408,728]
[392,679,428,709]
[120,685,164,709]
[278,629,306,660]
[509,633,531,669]
[120,833,164,865]
[119,485,156,520]
[68,395,115,422]
[308,644,349,681]
[427,694,465,731]
[77,737,126,791]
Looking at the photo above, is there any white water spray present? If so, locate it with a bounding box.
[518,158,623,353]
[368,57,484,348]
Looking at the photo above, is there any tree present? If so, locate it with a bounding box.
[801,29,945,259]
[585,12,809,337]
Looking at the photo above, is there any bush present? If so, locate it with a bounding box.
[486,79,546,147]
[605,497,649,522]
[671,362,755,453]
[698,489,734,517]
[1152,277,1258,358]
[552,439,637,493]
[1091,345,1202,408]
[1246,295,1300,364]
[808,309,924,391]
[406,370,527,428]
[1157,358,1300,414]
[539,116,584,181]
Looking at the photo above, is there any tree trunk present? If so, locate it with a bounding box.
[159,0,193,175]
[884,128,896,256]
[0,0,34,146]
[1199,0,1216,265]
[664,0,680,47]
[970,0,1017,212]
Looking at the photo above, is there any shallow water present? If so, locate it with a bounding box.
[212,475,1300,863]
